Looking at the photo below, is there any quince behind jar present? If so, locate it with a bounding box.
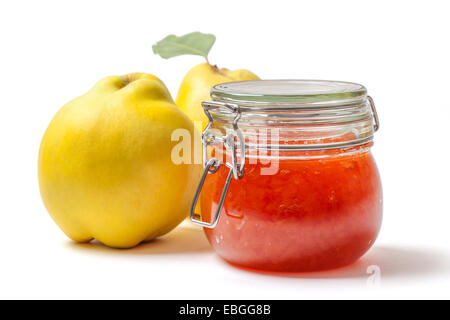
[152,32,260,129]
[38,73,200,248]
[176,63,259,129]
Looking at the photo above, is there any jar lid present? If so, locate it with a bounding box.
[204,79,379,151]
[211,80,367,107]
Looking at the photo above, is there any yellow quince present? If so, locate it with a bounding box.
[38,73,200,248]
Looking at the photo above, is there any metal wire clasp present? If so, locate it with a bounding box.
[190,101,245,228]
[367,96,380,132]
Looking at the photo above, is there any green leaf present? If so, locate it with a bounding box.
[152,32,216,59]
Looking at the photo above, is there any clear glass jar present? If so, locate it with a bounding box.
[190,80,382,272]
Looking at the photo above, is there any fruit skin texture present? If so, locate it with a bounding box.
[39,73,201,248]
[176,63,260,129]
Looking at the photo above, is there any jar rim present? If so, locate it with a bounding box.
[203,79,378,152]
[211,79,367,107]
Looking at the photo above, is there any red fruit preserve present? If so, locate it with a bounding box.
[191,80,382,272]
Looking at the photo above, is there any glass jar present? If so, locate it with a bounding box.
[190,80,382,272]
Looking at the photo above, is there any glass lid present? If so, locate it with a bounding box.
[211,80,367,106]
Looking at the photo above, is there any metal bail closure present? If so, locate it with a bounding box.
[190,101,245,229]
[367,96,380,132]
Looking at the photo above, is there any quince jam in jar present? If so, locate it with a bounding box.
[191,80,382,272]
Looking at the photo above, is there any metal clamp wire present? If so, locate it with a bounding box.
[190,101,246,228]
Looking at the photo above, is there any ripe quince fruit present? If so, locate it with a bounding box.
[176,63,259,129]
[38,73,200,248]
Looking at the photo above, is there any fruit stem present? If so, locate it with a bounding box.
[205,56,227,77]
[209,63,226,77]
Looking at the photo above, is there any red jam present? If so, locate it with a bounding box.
[201,145,382,272]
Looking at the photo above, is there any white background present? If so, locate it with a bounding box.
[1,0,449,299]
